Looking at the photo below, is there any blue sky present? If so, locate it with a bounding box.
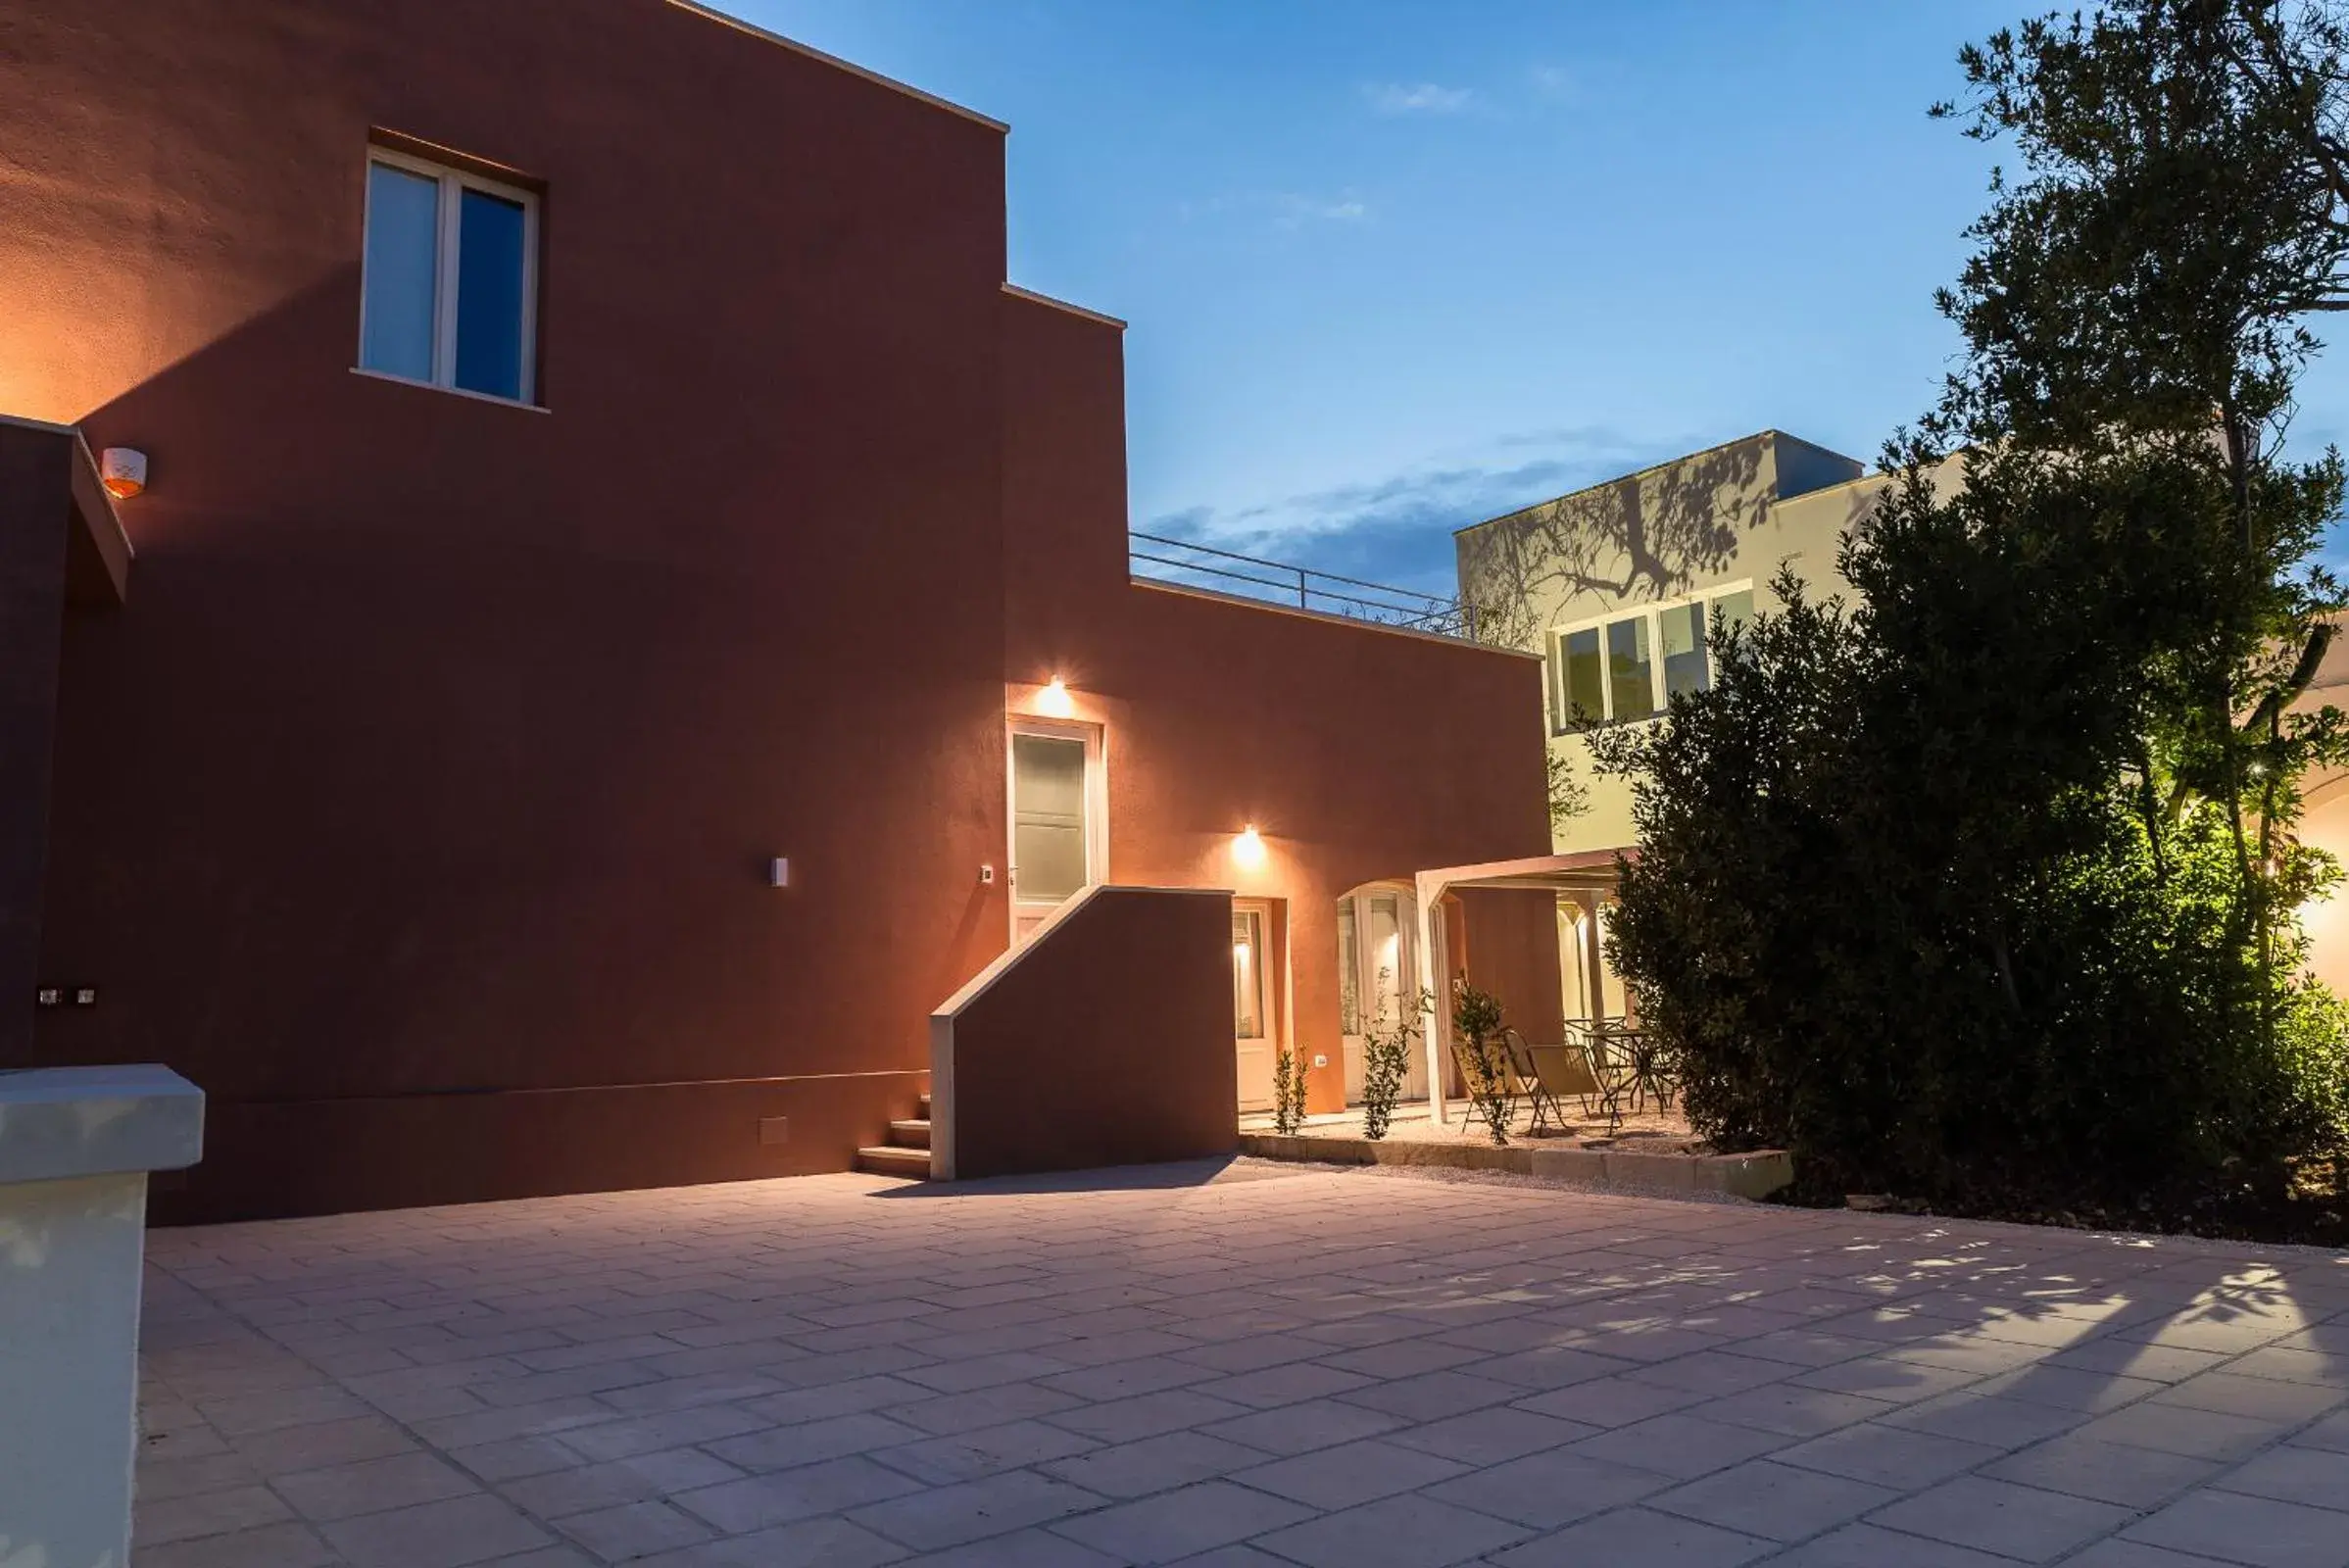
[732,0,2349,595]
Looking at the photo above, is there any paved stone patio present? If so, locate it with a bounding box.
[132,1161,2349,1567]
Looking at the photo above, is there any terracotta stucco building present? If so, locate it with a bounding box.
[0,0,1556,1221]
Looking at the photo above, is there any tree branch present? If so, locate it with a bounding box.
[2238,618,2338,739]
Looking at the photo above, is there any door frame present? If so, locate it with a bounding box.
[1339,883,1423,1103]
[1233,896,1284,1113]
[1005,714,1107,942]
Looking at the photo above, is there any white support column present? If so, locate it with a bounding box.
[0,1065,204,1568]
[1415,876,1447,1125]
[1586,895,1611,1035]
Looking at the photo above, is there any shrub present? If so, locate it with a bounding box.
[1271,1040,1309,1136]
[1359,980,1429,1141]
[1596,554,2349,1225]
[1449,979,1513,1147]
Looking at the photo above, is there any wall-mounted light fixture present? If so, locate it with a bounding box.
[99,448,148,499]
[1233,824,1266,869]
[1037,676,1074,718]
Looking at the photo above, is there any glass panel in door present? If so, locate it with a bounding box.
[1011,731,1090,938]
[1364,894,1426,1101]
[1233,907,1274,1112]
[1338,900,1364,1102]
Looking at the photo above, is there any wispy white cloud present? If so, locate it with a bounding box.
[1149,428,1670,597]
[1529,64,1577,101]
[1179,190,1369,229]
[1273,192,1367,226]
[1365,81,1475,116]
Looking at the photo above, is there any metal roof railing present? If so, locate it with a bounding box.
[1129,531,1478,642]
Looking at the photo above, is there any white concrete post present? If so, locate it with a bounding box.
[1414,879,1447,1125]
[0,1065,204,1568]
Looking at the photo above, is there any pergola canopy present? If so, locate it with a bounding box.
[1411,849,1629,1125]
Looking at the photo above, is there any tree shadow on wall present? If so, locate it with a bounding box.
[1460,436,1871,650]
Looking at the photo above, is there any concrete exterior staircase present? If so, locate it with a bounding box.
[855,1093,930,1178]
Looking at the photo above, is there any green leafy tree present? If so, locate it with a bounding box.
[1934,0,2349,1029]
[1547,750,1590,832]
[1595,0,2349,1229]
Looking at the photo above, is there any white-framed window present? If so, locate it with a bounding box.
[359,148,539,404]
[1550,582,1756,730]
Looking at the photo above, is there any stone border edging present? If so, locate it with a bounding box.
[1238,1132,1792,1200]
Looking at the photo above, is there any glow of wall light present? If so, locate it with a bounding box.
[2296,889,2348,989]
[1036,677,1073,718]
[1233,824,1266,869]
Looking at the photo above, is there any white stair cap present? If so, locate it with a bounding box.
[0,1064,205,1186]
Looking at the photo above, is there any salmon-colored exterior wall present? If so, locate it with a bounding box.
[1000,294,1551,1112]
[1453,888,1570,1047]
[0,425,77,1064]
[2,0,1550,1220]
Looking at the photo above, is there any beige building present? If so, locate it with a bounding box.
[1458,428,2349,1009]
[1455,430,1880,852]
[2291,641,2349,998]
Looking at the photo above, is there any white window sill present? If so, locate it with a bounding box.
[350,366,547,413]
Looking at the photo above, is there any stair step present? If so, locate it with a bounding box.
[888,1119,931,1150]
[855,1145,929,1178]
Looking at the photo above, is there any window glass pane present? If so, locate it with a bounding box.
[455,187,529,399]
[1714,590,1755,634]
[1606,615,1655,720]
[1366,896,1404,1021]
[360,163,439,381]
[1560,627,1604,725]
[1661,602,1709,698]
[1012,733,1089,902]
[1233,911,1264,1039]
[1338,902,1360,1034]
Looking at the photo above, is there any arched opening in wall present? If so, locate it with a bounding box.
[1336,882,1428,1105]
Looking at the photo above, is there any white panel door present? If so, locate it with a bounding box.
[1234,905,1275,1112]
[1008,722,1101,942]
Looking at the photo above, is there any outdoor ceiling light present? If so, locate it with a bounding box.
[99,447,148,499]
[1037,676,1074,717]
[1233,824,1266,869]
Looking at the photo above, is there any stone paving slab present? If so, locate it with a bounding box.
[131,1160,2349,1566]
